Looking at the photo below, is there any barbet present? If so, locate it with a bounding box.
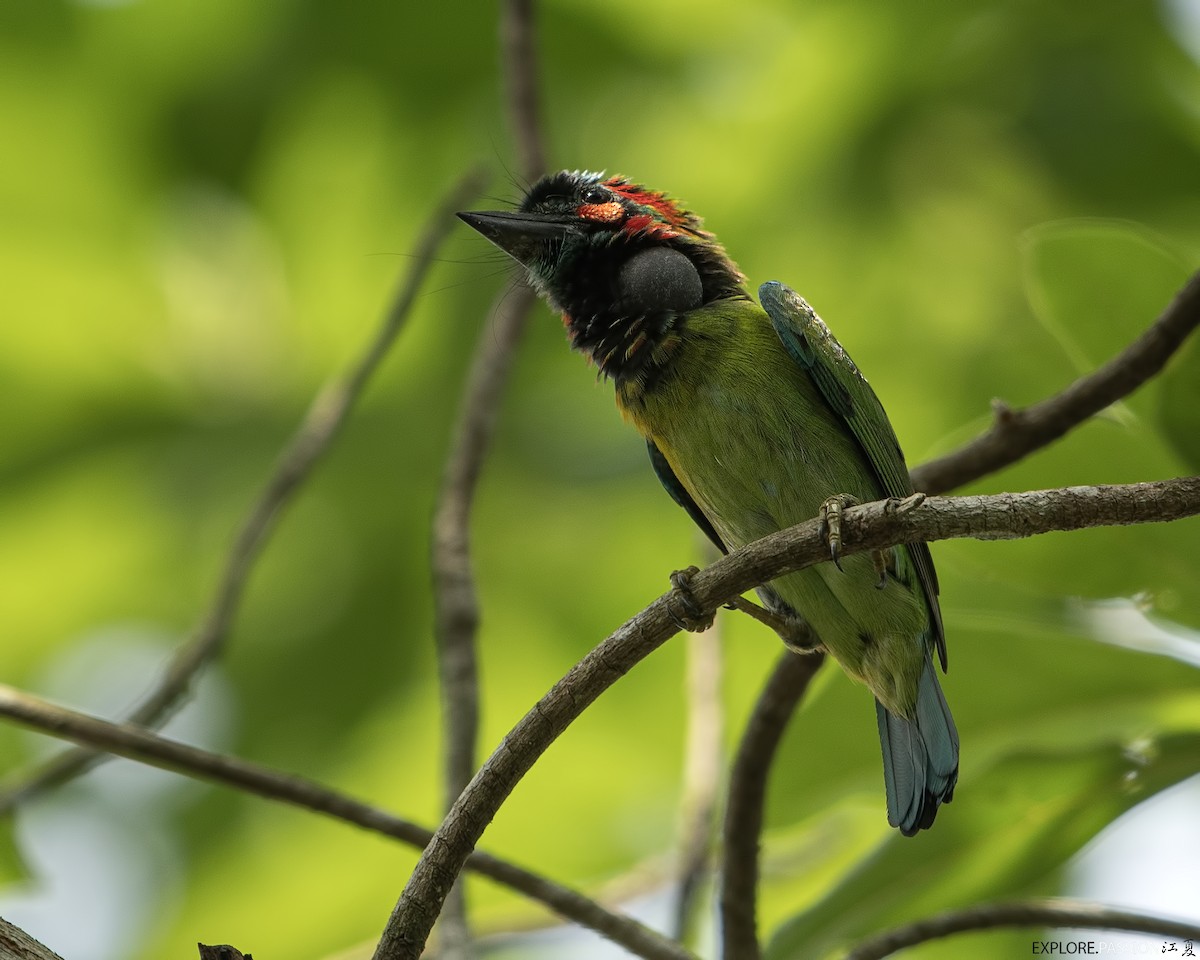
[459,171,959,834]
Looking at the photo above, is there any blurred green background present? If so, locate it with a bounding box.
[1,0,1199,958]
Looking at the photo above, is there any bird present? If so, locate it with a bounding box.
[458,170,958,835]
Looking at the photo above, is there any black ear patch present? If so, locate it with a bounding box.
[615,247,704,315]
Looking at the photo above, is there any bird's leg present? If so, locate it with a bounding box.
[819,494,859,571]
[870,493,927,589]
[668,565,715,632]
[871,549,890,590]
[725,595,822,654]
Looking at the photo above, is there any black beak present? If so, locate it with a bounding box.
[456,210,579,267]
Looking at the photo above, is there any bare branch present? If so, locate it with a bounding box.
[911,270,1200,495]
[0,167,489,814]
[432,282,538,958]
[501,0,548,183]
[0,917,65,960]
[844,898,1200,960]
[0,683,696,960]
[720,651,824,960]
[370,476,1200,960]
[671,616,724,943]
[431,283,537,801]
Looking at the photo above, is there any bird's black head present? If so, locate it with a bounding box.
[459,170,747,382]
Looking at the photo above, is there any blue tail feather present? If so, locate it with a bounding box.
[875,655,959,836]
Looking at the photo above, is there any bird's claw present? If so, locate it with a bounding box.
[819,494,859,571]
[668,566,714,632]
[885,492,926,515]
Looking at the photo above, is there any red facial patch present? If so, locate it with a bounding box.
[578,201,625,224]
[622,213,678,239]
[603,177,696,232]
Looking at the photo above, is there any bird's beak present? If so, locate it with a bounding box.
[457,210,579,267]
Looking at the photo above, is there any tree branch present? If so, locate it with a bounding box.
[0,683,696,960]
[370,476,1200,959]
[0,917,65,960]
[431,282,537,958]
[911,270,1200,495]
[844,898,1200,960]
[720,650,824,960]
[430,2,548,955]
[0,166,489,815]
[501,0,547,184]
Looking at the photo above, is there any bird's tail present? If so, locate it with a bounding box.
[875,654,959,836]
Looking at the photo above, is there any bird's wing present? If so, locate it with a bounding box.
[646,439,728,554]
[759,281,946,669]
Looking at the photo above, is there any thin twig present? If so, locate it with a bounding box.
[431,282,538,957]
[501,0,547,183]
[430,2,548,954]
[720,651,824,960]
[844,898,1200,960]
[0,167,489,814]
[434,283,537,801]
[370,476,1200,960]
[911,270,1200,495]
[0,683,696,960]
[671,616,724,944]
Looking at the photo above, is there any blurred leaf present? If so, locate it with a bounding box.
[0,817,27,887]
[1159,332,1200,473]
[755,580,1200,954]
[1020,220,1190,398]
[761,579,1200,833]
[764,733,1200,960]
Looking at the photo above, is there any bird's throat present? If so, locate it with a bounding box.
[564,309,684,390]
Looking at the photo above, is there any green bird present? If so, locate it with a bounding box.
[459,171,958,834]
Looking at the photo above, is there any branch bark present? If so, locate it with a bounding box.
[844,898,1200,960]
[911,270,1200,495]
[720,651,824,960]
[0,166,488,815]
[370,476,1200,959]
[0,917,65,960]
[0,683,696,960]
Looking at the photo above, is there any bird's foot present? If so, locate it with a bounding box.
[726,595,821,653]
[668,566,714,633]
[819,494,860,571]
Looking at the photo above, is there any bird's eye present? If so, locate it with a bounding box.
[581,186,610,204]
